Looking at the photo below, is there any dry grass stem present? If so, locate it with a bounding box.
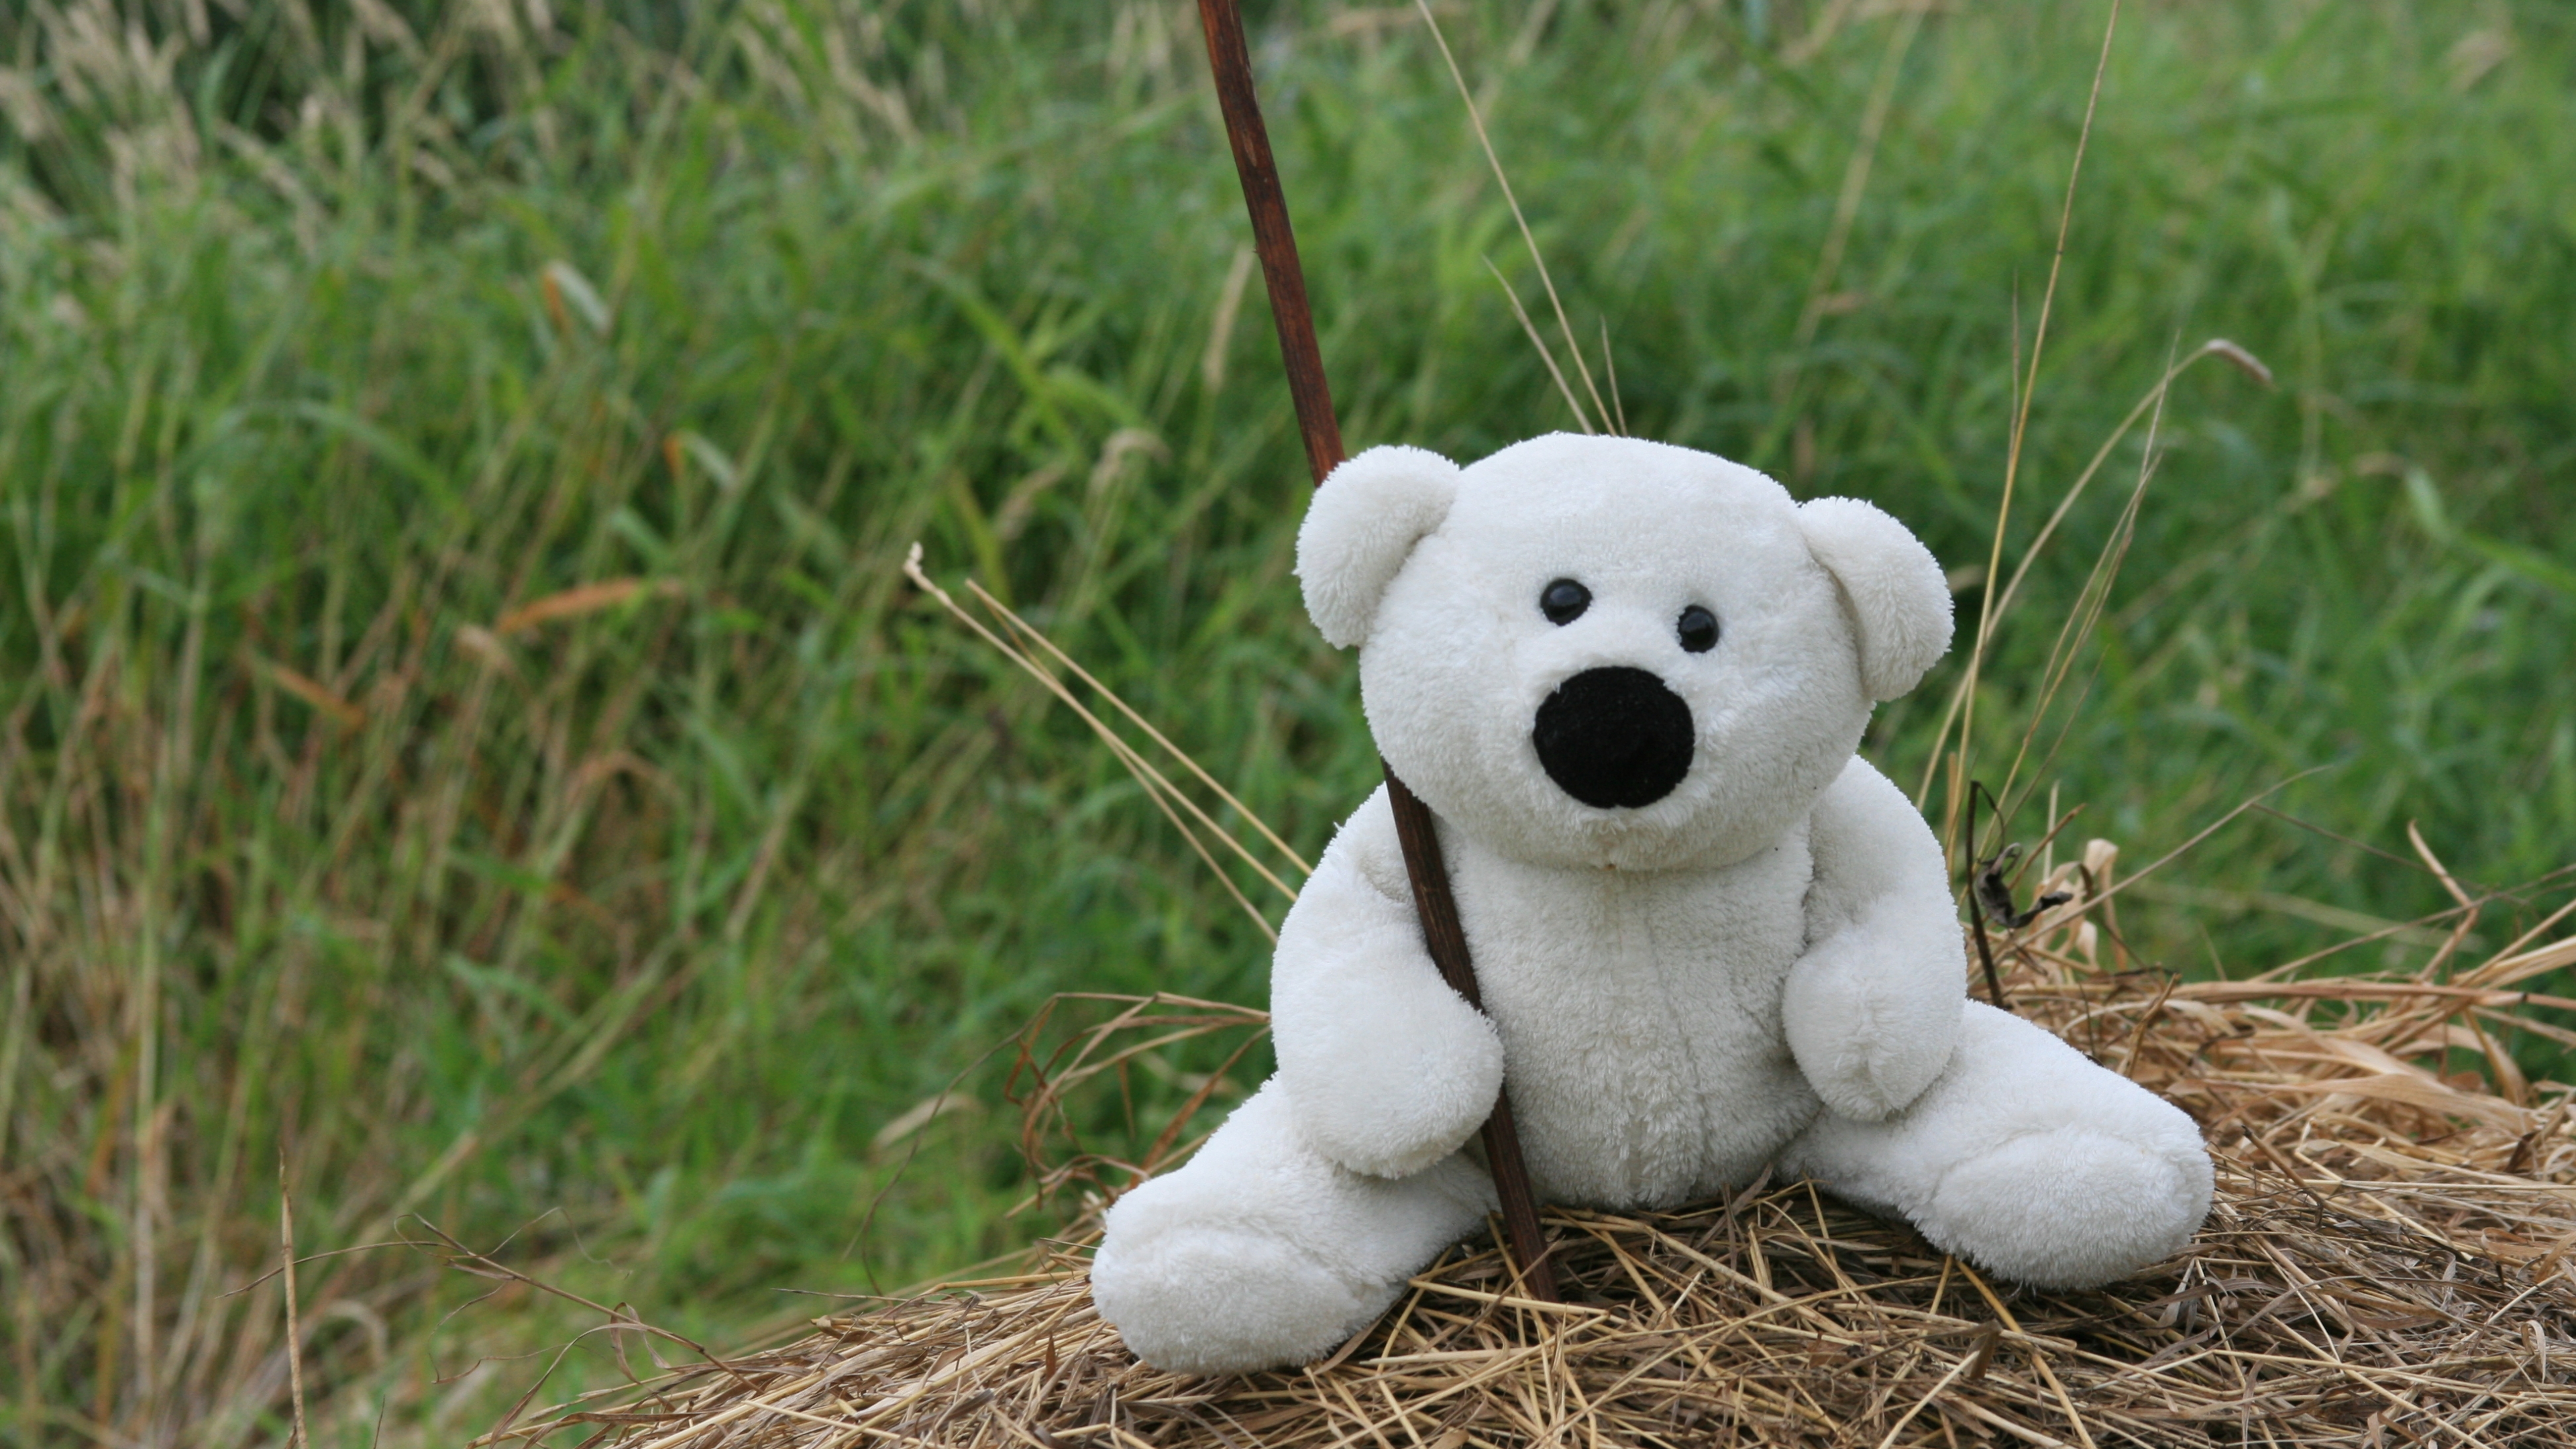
[1927,0,2122,845]
[1788,4,1927,358]
[903,546,1305,940]
[279,1152,309,1449]
[958,579,1309,879]
[1481,255,1594,436]
[1000,992,1271,1220]
[1416,0,1610,435]
[1910,333,2275,822]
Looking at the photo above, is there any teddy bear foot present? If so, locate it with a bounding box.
[1783,1001,2212,1291]
[1920,1125,2204,1289]
[1091,1223,1387,1376]
[1090,1079,1495,1375]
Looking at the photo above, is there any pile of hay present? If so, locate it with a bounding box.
[498,853,2576,1448]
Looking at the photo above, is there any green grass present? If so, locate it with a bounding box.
[3,0,2572,1442]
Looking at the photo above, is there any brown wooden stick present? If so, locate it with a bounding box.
[1379,763,1558,1301]
[1193,0,1556,1302]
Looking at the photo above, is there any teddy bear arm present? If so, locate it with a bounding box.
[1271,797,1505,1179]
[1783,759,1968,1121]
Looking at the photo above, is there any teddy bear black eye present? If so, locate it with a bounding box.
[1677,604,1720,653]
[1540,578,1591,625]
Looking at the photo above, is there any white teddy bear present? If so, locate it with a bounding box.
[1091,434,2212,1375]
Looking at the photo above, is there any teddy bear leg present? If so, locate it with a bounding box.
[1781,1000,2211,1289]
[1091,1079,1496,1375]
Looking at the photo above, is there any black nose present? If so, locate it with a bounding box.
[1532,667,1695,809]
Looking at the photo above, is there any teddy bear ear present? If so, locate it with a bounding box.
[1295,445,1462,649]
[1794,496,1954,701]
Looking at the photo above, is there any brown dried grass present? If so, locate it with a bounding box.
[484,845,2576,1449]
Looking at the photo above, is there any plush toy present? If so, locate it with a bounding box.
[1090,434,2212,1374]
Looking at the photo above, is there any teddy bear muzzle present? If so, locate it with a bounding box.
[1531,666,1696,809]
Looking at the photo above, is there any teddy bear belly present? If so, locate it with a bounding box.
[1496,1003,1821,1208]
[1456,839,1823,1210]
[1452,824,1834,1206]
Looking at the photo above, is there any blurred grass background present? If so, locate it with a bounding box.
[2,0,2571,1441]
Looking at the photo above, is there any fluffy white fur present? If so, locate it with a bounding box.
[1270,824,1507,1178]
[1780,1002,2214,1289]
[1091,434,2212,1375]
[1089,1081,1495,1375]
[1794,495,1955,702]
[1297,445,1461,649]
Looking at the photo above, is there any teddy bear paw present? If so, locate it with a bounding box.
[1091,1224,1387,1375]
[1922,1125,2208,1290]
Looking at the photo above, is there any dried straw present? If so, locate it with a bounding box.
[488,845,2576,1449]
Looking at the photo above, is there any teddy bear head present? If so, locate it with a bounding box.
[1297,434,1951,871]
